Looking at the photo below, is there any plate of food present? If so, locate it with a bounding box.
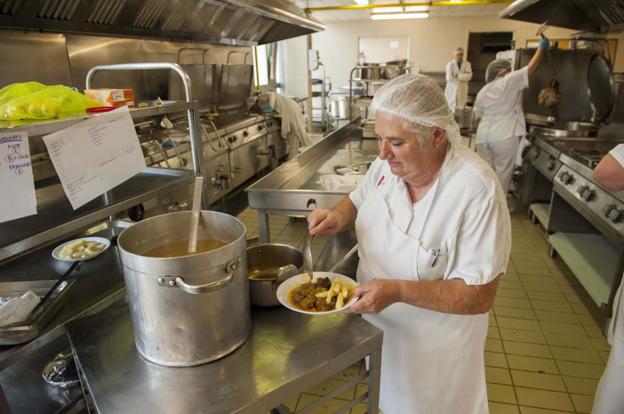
[52,237,110,262]
[276,271,359,315]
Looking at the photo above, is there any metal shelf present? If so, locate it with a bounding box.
[0,101,199,137]
[0,167,194,262]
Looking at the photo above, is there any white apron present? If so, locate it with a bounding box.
[354,160,489,414]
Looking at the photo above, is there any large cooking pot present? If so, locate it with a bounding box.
[359,63,382,80]
[117,210,250,367]
[247,243,303,307]
[329,96,349,120]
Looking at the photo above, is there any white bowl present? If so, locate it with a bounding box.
[276,271,359,315]
[52,237,111,262]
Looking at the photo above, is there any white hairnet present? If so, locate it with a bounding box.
[485,58,511,83]
[370,73,462,144]
[454,47,464,55]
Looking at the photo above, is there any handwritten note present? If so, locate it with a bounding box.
[43,106,146,210]
[0,131,37,223]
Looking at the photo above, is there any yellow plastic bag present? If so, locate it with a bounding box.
[0,83,103,121]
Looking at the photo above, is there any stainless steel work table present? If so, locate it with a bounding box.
[246,119,378,243]
[67,299,383,414]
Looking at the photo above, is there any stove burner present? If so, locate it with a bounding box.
[568,148,606,169]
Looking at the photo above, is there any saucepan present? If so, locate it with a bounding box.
[247,244,303,307]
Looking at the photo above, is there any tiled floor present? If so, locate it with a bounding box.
[236,208,610,414]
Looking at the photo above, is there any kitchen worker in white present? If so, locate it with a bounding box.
[474,38,547,195]
[444,47,472,113]
[591,145,624,414]
[307,73,511,414]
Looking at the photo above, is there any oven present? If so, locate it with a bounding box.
[547,139,624,316]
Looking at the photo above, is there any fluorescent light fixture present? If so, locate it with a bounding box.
[404,5,430,12]
[372,6,403,13]
[371,12,429,20]
[354,0,369,5]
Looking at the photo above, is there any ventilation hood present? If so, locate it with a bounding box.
[0,0,324,45]
[500,0,624,33]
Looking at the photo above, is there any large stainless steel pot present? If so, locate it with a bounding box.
[247,243,302,307]
[359,64,381,80]
[117,210,250,367]
[329,96,349,120]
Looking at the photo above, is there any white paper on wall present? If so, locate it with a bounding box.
[43,106,146,210]
[0,131,37,223]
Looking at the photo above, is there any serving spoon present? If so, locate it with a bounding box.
[187,176,204,254]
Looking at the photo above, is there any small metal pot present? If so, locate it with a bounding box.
[247,244,303,307]
[359,64,381,80]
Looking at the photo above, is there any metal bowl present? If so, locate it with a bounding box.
[247,243,303,307]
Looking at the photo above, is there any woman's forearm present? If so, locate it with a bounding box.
[332,196,358,232]
[395,277,500,315]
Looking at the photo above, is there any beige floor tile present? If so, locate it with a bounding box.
[571,302,594,315]
[519,406,574,413]
[529,300,573,313]
[487,338,505,353]
[500,280,525,290]
[498,317,542,332]
[589,337,611,352]
[533,310,579,324]
[599,350,610,364]
[556,360,605,379]
[496,297,533,310]
[295,393,354,413]
[539,321,587,336]
[487,383,517,404]
[524,290,567,302]
[306,377,357,401]
[562,376,599,396]
[576,313,598,326]
[490,315,499,326]
[514,387,574,411]
[495,306,536,320]
[486,351,509,368]
[510,370,566,392]
[283,395,299,411]
[507,355,559,374]
[570,393,594,413]
[522,283,562,294]
[489,401,520,414]
[564,292,584,305]
[488,327,502,339]
[487,366,513,385]
[549,346,602,364]
[514,266,552,277]
[583,323,605,338]
[499,328,547,344]
[517,274,558,285]
[504,341,552,358]
[349,403,371,414]
[498,288,530,299]
[544,332,595,350]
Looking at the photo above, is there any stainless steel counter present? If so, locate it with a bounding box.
[67,299,383,414]
[246,119,378,242]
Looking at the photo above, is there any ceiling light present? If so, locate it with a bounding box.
[404,5,429,12]
[354,0,369,5]
[372,6,403,13]
[371,12,429,20]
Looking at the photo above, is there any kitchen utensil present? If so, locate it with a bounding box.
[187,176,204,254]
[247,243,303,307]
[303,233,314,279]
[276,272,359,315]
[117,210,250,367]
[536,21,560,111]
[329,244,359,273]
[52,237,111,262]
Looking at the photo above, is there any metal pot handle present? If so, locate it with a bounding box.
[158,258,241,295]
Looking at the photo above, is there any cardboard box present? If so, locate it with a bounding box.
[85,89,135,107]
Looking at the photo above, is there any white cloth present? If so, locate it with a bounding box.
[476,136,521,194]
[0,291,40,327]
[349,142,511,414]
[592,146,624,413]
[444,60,472,112]
[474,66,529,144]
[273,95,312,160]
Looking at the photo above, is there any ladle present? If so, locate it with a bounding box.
[187,176,204,254]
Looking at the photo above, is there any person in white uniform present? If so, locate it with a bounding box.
[444,47,472,113]
[474,37,548,195]
[591,145,624,414]
[307,73,512,414]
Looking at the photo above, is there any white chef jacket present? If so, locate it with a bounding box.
[474,66,529,144]
[349,142,511,414]
[445,60,473,112]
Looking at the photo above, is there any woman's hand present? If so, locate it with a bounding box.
[307,208,341,236]
[347,279,402,315]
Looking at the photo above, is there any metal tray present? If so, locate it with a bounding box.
[0,279,74,345]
